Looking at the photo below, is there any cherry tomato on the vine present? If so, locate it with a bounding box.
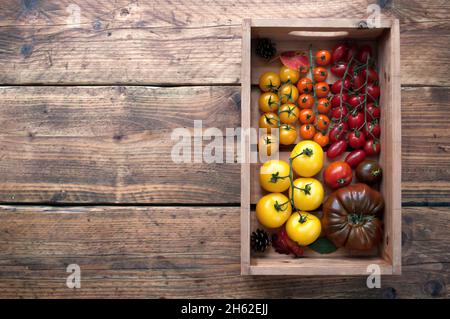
[362,67,379,83]
[327,140,347,159]
[366,83,380,102]
[345,149,367,168]
[331,43,349,64]
[323,161,353,189]
[366,103,381,121]
[331,106,348,121]
[329,122,348,143]
[347,111,364,130]
[313,131,329,147]
[330,62,350,78]
[348,95,363,110]
[316,114,330,131]
[296,77,313,94]
[299,109,315,124]
[259,112,280,133]
[364,139,381,156]
[315,50,331,66]
[279,103,299,124]
[279,124,297,145]
[279,66,300,84]
[331,78,351,94]
[364,121,381,138]
[348,130,366,149]
[330,93,348,108]
[298,93,314,109]
[313,67,328,82]
[259,72,281,92]
[299,124,316,140]
[317,98,331,114]
[279,83,299,104]
[315,82,330,98]
[356,44,373,63]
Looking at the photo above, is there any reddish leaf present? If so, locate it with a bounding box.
[280,51,309,72]
[272,228,304,257]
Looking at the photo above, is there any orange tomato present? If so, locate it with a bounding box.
[298,93,314,109]
[279,103,299,125]
[317,98,331,114]
[313,131,329,147]
[315,50,331,66]
[299,109,316,124]
[259,112,279,133]
[299,124,316,140]
[279,124,297,145]
[296,77,313,94]
[313,67,328,82]
[315,82,330,98]
[316,114,330,131]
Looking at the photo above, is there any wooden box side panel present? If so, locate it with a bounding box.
[240,19,252,275]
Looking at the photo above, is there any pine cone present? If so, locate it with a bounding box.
[251,229,271,253]
[256,38,276,60]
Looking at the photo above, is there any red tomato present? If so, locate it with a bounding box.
[362,67,379,83]
[330,93,348,108]
[366,103,381,121]
[348,130,366,149]
[348,95,363,110]
[347,111,364,129]
[331,106,348,121]
[323,161,353,189]
[345,149,366,168]
[331,78,351,94]
[367,83,380,102]
[330,62,350,78]
[327,140,347,159]
[315,50,331,66]
[364,121,381,138]
[329,122,348,143]
[364,139,381,156]
[356,44,373,63]
[331,43,349,64]
[345,43,358,62]
[352,72,365,92]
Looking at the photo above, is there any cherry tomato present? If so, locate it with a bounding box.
[366,83,380,102]
[313,131,329,147]
[348,95,363,110]
[259,72,281,92]
[279,103,299,124]
[316,114,330,131]
[331,43,349,64]
[279,83,299,104]
[259,92,279,113]
[345,43,358,62]
[362,67,379,83]
[356,44,373,63]
[331,78,351,94]
[366,103,381,121]
[279,65,300,84]
[299,109,315,124]
[317,98,331,114]
[330,93,348,108]
[364,139,381,156]
[348,130,366,149]
[315,50,331,66]
[299,124,316,140]
[331,106,348,121]
[327,140,347,159]
[347,111,364,129]
[330,62,350,78]
[352,72,365,92]
[329,122,348,143]
[256,193,292,229]
[279,124,297,145]
[323,161,353,189]
[315,82,330,98]
[364,120,381,138]
[297,77,313,94]
[259,112,279,133]
[298,93,314,109]
[313,67,328,82]
[345,149,367,168]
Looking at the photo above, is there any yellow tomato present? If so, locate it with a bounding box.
[256,193,292,228]
[279,66,300,84]
[259,72,281,92]
[258,133,279,156]
[258,112,279,133]
[260,160,290,193]
[286,212,321,246]
[279,124,297,145]
[289,178,324,211]
[258,92,279,113]
[279,103,299,124]
[290,140,323,177]
[278,83,299,104]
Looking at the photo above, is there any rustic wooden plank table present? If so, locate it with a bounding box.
[0,0,448,298]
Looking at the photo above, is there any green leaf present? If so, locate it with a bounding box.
[308,237,338,254]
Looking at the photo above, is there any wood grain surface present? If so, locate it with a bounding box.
[0,0,449,85]
[0,205,447,298]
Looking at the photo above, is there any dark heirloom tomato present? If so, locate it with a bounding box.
[322,183,385,250]
[356,160,383,185]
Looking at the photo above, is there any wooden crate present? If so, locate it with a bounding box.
[241,19,401,276]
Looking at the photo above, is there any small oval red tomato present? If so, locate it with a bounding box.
[331,78,351,94]
[356,44,373,63]
[364,121,381,138]
[352,72,365,92]
[313,131,329,147]
[317,98,331,114]
[323,161,353,189]
[330,62,347,78]
[364,139,381,156]
[331,43,349,64]
[347,111,364,129]
[345,149,366,168]
[315,50,331,66]
[313,67,328,82]
[315,82,330,98]
[367,83,380,102]
[348,130,366,149]
[348,95,363,110]
[345,43,358,62]
[362,67,379,83]
[331,106,348,121]
[329,122,348,143]
[330,93,348,108]
[327,140,347,159]
[366,103,381,121]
